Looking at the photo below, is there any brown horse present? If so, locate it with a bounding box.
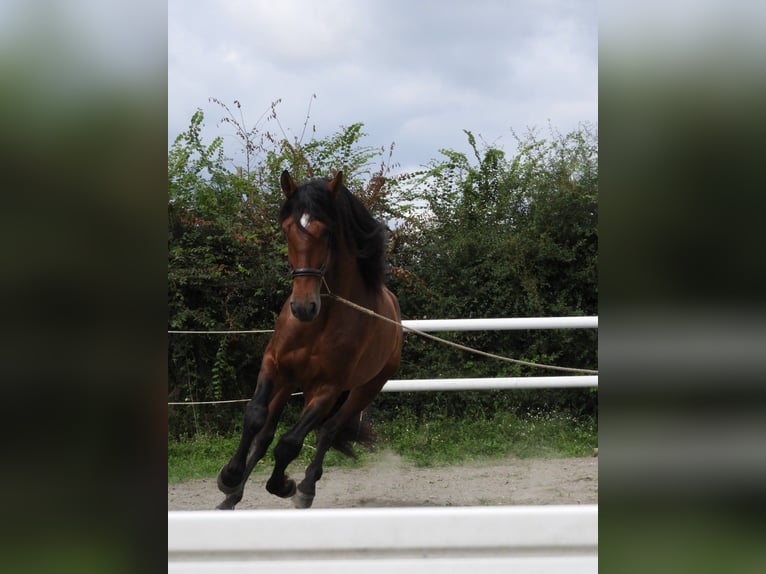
[216,170,403,509]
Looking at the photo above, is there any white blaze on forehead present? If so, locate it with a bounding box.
[299,212,311,228]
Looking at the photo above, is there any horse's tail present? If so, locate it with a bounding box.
[330,409,375,459]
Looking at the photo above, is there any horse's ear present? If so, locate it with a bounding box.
[281,170,296,198]
[327,170,343,197]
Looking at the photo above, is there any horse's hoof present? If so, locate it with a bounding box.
[217,465,242,495]
[267,477,297,498]
[292,489,315,509]
[281,478,297,498]
[216,491,243,510]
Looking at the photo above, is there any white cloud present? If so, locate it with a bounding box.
[220,0,363,66]
[168,0,597,171]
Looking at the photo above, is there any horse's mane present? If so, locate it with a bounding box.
[279,176,386,292]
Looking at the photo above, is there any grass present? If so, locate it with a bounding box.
[378,411,597,466]
[168,422,369,484]
[168,412,597,483]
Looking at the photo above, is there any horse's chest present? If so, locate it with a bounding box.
[278,342,354,385]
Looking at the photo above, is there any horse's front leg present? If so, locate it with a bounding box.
[265,390,338,500]
[217,377,273,493]
[216,386,291,509]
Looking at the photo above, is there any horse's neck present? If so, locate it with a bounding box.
[325,249,365,301]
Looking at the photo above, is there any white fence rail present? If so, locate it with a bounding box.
[168,505,598,573]
[391,315,598,391]
[384,375,597,391]
[401,316,598,331]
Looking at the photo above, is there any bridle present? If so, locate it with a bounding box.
[290,259,328,279]
[289,240,330,279]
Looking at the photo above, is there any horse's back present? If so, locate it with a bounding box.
[376,285,403,372]
[382,285,402,323]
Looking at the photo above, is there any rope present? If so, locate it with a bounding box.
[169,391,305,406]
[168,329,274,334]
[168,398,250,405]
[321,282,598,375]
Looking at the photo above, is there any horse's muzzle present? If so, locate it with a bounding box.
[290,298,320,322]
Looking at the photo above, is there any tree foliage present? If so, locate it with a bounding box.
[381,126,598,420]
[168,101,597,437]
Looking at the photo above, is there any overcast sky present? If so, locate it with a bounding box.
[168,0,597,175]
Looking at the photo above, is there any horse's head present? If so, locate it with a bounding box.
[279,170,342,322]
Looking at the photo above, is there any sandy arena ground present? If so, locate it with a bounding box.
[168,451,597,510]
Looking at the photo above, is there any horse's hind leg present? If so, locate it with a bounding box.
[294,378,386,509]
[265,392,338,500]
[290,416,341,509]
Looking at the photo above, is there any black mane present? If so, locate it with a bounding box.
[279,176,387,292]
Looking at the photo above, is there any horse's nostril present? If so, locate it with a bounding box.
[290,299,319,322]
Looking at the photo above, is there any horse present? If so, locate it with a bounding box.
[216,170,403,509]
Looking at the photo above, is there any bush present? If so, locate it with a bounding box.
[167,102,597,437]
